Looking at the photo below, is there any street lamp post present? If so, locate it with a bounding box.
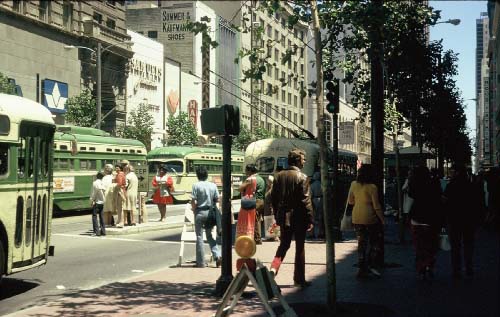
[64,41,132,130]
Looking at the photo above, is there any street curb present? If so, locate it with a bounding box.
[105,222,185,235]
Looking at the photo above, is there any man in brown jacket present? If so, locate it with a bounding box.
[270,148,314,288]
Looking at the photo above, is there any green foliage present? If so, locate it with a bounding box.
[165,112,198,146]
[232,124,280,151]
[116,103,154,150]
[64,90,97,127]
[0,72,16,95]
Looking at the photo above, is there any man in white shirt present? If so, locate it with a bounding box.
[90,172,106,236]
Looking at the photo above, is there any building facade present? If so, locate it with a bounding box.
[476,12,493,168]
[0,0,132,132]
[488,1,500,168]
[126,30,164,149]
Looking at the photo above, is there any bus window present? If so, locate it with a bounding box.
[15,196,23,247]
[17,138,26,178]
[276,157,288,171]
[0,144,8,176]
[25,196,32,246]
[0,115,9,135]
[36,195,41,243]
[256,157,275,173]
[28,137,34,178]
[231,164,242,173]
[41,194,47,241]
[164,161,183,173]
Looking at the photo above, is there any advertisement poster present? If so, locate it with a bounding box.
[53,176,75,193]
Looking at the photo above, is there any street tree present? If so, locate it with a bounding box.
[232,124,253,151]
[0,72,16,95]
[64,89,98,128]
[116,102,154,151]
[165,112,198,146]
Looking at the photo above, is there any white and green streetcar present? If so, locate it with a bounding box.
[0,93,56,281]
[53,125,147,212]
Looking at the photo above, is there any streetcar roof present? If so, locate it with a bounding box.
[0,94,55,141]
[245,138,357,158]
[147,146,244,160]
[54,131,146,148]
[0,93,54,125]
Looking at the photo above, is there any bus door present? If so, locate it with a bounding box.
[13,123,51,269]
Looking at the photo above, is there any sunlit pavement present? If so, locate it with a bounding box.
[5,217,499,317]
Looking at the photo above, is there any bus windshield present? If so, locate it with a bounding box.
[149,160,184,174]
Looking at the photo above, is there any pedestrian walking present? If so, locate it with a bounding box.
[124,165,139,226]
[263,175,279,241]
[190,166,221,268]
[90,171,106,236]
[346,164,384,278]
[152,166,174,222]
[310,171,324,240]
[269,148,314,288]
[239,164,266,244]
[114,164,127,228]
[443,165,481,278]
[408,166,443,280]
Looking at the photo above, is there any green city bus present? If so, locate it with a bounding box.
[146,145,245,203]
[0,93,56,281]
[53,125,147,212]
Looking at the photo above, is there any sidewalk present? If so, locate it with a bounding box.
[8,219,499,317]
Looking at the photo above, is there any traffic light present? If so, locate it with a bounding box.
[201,104,240,136]
[325,79,339,114]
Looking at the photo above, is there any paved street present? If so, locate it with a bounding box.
[1,215,498,316]
[0,202,241,316]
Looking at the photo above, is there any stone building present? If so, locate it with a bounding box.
[0,0,132,132]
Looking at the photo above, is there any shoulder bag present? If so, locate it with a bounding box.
[241,178,257,210]
[340,203,354,232]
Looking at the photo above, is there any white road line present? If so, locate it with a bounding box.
[53,233,194,245]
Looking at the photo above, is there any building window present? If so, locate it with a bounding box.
[274,48,279,61]
[294,61,297,73]
[294,113,297,124]
[300,64,304,75]
[275,68,279,80]
[62,1,73,31]
[288,110,292,120]
[13,0,22,12]
[93,12,103,24]
[106,18,116,29]
[267,83,273,96]
[266,104,272,116]
[267,25,272,37]
[281,90,285,102]
[274,30,279,41]
[274,107,279,119]
[300,114,304,126]
[288,93,291,104]
[281,35,285,46]
[300,48,304,58]
[281,108,286,119]
[106,0,116,6]
[39,0,51,22]
[267,65,272,77]
[294,95,297,107]
[148,30,158,38]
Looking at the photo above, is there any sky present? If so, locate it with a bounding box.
[429,0,488,140]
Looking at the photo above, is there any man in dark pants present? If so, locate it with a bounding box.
[90,172,106,236]
[444,165,479,278]
[270,149,314,288]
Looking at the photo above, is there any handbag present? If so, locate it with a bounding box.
[240,177,257,210]
[204,205,221,231]
[340,203,354,232]
[439,229,451,251]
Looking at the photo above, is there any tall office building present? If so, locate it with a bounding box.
[476,12,491,168]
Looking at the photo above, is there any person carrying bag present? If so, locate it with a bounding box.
[237,174,257,238]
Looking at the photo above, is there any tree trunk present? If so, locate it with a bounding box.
[370,0,385,268]
[310,0,336,313]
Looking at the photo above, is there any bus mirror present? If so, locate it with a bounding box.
[71,140,78,156]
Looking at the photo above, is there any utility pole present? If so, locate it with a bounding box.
[310,0,336,313]
[97,42,102,130]
[370,0,385,267]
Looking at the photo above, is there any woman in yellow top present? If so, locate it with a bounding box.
[347,164,384,278]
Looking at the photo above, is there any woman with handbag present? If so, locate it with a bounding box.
[237,166,258,239]
[346,164,384,278]
[408,166,443,280]
[152,166,174,222]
